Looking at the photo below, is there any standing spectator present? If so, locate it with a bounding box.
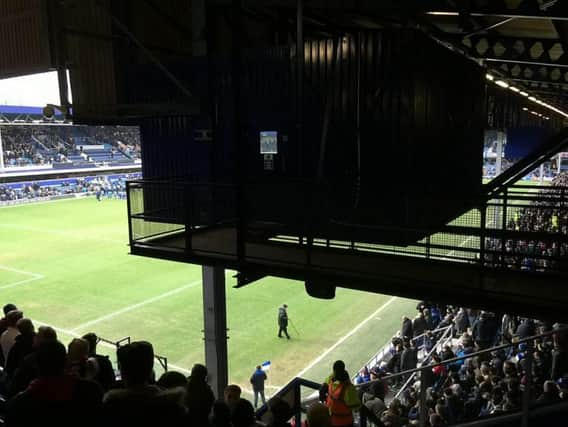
[401,316,413,340]
[400,341,418,381]
[1,310,23,362]
[278,304,290,339]
[454,308,470,336]
[412,313,427,346]
[4,318,35,382]
[322,360,361,427]
[0,304,17,337]
[185,363,215,426]
[82,332,116,391]
[250,364,268,409]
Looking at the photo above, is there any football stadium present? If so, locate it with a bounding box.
[2,2,568,427]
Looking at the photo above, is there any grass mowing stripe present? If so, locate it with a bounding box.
[293,296,397,380]
[70,279,203,332]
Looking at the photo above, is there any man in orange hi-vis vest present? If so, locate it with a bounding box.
[321,360,361,427]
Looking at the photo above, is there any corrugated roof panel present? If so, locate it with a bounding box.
[0,0,53,79]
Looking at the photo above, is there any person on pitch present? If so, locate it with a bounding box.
[277,304,290,339]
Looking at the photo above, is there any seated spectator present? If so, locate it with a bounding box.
[103,341,185,427]
[210,400,232,427]
[224,383,242,414]
[307,402,332,427]
[361,380,387,425]
[4,318,35,382]
[6,340,103,427]
[185,363,215,427]
[1,310,24,362]
[157,370,188,389]
[8,325,57,397]
[82,332,116,391]
[232,398,255,427]
[267,396,293,427]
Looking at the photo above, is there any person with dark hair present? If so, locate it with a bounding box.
[9,325,58,397]
[157,370,188,389]
[232,398,255,427]
[185,363,215,426]
[322,360,360,427]
[401,316,413,340]
[82,332,116,391]
[361,380,386,425]
[224,383,242,414]
[0,303,17,337]
[103,341,185,427]
[267,396,293,427]
[250,364,268,408]
[1,309,24,362]
[278,304,290,339]
[4,318,35,382]
[6,340,103,427]
[210,400,232,427]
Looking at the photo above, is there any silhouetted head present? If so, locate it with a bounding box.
[189,363,208,382]
[157,371,188,389]
[16,318,35,336]
[82,332,98,356]
[3,304,17,316]
[117,341,154,386]
[37,341,67,377]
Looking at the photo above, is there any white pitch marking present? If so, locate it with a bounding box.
[0,264,44,289]
[70,279,203,332]
[0,276,43,290]
[0,264,43,278]
[292,296,398,380]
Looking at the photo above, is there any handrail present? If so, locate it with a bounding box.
[393,324,454,400]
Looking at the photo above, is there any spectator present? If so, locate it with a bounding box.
[401,316,413,340]
[103,341,185,427]
[224,383,242,414]
[82,332,116,391]
[157,370,188,389]
[250,364,268,408]
[185,363,215,426]
[6,340,103,427]
[1,310,24,362]
[232,398,255,427]
[4,318,35,382]
[9,325,58,396]
[307,402,332,427]
[361,380,387,425]
[322,360,360,427]
[267,396,293,427]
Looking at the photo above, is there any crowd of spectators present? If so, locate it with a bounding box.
[349,301,568,427]
[0,303,302,427]
[1,125,141,167]
[484,173,568,272]
[0,174,139,204]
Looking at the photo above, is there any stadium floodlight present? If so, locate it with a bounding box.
[522,107,529,111]
[486,74,495,81]
[509,86,520,93]
[495,80,509,88]
[520,91,529,97]
[528,96,537,102]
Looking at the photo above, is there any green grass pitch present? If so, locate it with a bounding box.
[0,197,417,396]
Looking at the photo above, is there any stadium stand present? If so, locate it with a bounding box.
[0,124,141,169]
[484,173,568,272]
[0,173,141,205]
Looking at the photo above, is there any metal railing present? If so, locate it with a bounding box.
[127,179,568,276]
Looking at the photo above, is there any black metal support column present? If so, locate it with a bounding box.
[202,265,228,398]
[232,0,246,264]
[296,0,304,177]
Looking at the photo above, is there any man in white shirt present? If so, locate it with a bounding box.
[1,310,23,363]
